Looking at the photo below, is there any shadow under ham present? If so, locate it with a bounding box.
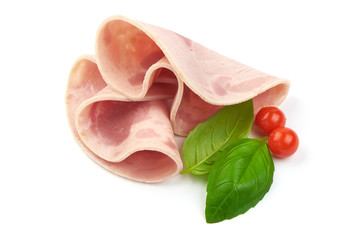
[95,151,178,183]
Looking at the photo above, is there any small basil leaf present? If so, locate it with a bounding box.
[181,99,254,175]
[205,138,274,223]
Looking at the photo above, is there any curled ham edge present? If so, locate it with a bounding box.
[65,16,290,183]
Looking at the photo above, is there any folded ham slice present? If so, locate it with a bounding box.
[66,55,182,183]
[66,16,290,183]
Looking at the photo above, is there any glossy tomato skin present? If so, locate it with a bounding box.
[255,107,286,135]
[268,127,299,158]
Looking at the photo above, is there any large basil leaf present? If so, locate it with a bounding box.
[205,138,274,223]
[181,100,254,175]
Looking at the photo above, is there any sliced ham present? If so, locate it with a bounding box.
[66,16,290,183]
[66,56,181,183]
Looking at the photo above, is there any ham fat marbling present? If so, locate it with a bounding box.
[66,16,290,183]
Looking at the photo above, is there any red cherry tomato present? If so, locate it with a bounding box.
[255,106,286,135]
[268,127,299,158]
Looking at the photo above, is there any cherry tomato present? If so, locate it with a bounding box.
[268,127,299,158]
[255,106,286,135]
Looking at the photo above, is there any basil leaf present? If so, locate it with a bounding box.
[181,99,254,175]
[205,138,274,223]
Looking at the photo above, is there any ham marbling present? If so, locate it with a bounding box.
[66,16,290,183]
[66,55,181,183]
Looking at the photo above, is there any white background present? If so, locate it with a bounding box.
[1,0,359,239]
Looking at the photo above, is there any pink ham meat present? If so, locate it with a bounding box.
[66,55,181,183]
[66,16,290,183]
